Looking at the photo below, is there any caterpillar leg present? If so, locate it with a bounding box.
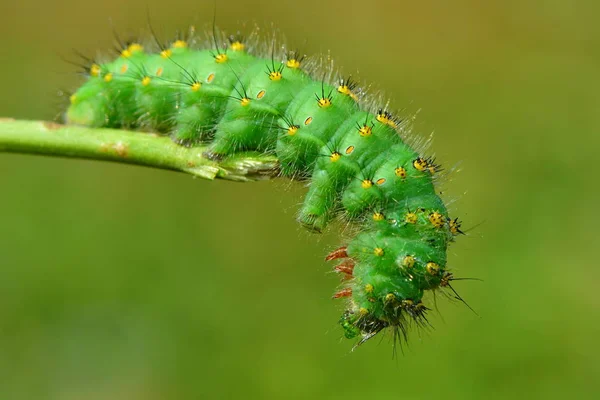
[297,170,338,232]
[325,246,348,261]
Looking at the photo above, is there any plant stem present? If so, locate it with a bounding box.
[0,119,279,182]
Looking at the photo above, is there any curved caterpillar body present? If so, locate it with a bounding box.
[66,28,465,345]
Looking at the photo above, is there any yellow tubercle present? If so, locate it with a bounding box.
[337,85,358,101]
[330,152,341,162]
[337,85,350,95]
[373,247,384,257]
[426,262,440,276]
[121,43,143,58]
[191,82,201,91]
[358,125,372,137]
[215,53,228,63]
[269,71,282,81]
[230,41,245,51]
[372,212,385,221]
[172,40,187,49]
[413,157,428,172]
[376,112,390,124]
[141,76,151,86]
[361,180,373,189]
[395,167,407,178]
[128,43,143,52]
[402,255,415,268]
[240,97,250,107]
[286,59,301,69]
[90,64,101,77]
[365,284,374,294]
[103,73,113,83]
[160,49,172,59]
[405,212,417,224]
[402,299,414,307]
[449,218,462,235]
[428,212,445,228]
[376,110,398,128]
[317,98,332,108]
[287,125,299,136]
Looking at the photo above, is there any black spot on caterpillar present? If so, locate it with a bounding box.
[65,24,470,348]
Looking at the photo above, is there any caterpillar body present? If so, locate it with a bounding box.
[66,28,465,346]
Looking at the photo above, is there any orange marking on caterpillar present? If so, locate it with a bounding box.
[325,246,348,261]
[334,259,355,276]
[333,288,352,299]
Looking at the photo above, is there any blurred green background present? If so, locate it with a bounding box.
[1,0,599,398]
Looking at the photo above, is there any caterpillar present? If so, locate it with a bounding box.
[65,25,468,347]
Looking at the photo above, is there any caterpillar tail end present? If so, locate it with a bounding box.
[327,245,432,345]
[339,300,430,346]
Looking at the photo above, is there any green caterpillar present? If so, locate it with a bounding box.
[66,28,465,346]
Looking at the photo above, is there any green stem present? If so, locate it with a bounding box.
[0,119,279,181]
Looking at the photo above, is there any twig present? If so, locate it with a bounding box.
[0,119,279,182]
